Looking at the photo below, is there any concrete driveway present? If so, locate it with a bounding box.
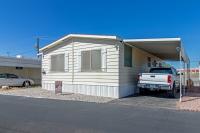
[111,91,178,109]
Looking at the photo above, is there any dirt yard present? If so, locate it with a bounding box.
[1,86,200,111]
[0,86,114,103]
[177,87,200,112]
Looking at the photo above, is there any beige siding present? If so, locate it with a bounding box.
[42,38,120,98]
[119,44,161,97]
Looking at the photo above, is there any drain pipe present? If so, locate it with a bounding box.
[72,39,74,84]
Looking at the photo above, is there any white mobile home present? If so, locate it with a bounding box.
[40,34,189,98]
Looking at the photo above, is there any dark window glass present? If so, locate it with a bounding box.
[124,45,132,67]
[7,74,18,79]
[0,74,6,78]
[147,57,151,67]
[150,68,173,74]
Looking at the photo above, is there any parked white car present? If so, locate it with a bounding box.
[0,73,34,87]
[137,67,180,97]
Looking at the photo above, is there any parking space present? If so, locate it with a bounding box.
[110,91,178,110]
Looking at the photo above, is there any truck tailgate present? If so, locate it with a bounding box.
[139,73,169,84]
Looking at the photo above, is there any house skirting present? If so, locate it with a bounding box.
[119,84,136,98]
[42,82,120,98]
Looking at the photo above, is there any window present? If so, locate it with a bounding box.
[0,74,6,78]
[16,67,23,70]
[51,54,65,72]
[124,45,132,67]
[7,74,18,79]
[147,57,151,67]
[150,68,173,74]
[81,50,101,72]
[152,60,157,67]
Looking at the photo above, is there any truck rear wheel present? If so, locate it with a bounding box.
[139,88,145,95]
[168,84,178,98]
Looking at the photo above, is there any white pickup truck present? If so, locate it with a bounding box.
[137,67,180,97]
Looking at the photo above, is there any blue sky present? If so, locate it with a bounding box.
[0,0,199,66]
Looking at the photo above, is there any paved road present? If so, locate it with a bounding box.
[0,95,199,133]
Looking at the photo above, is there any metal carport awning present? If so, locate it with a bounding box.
[124,38,190,102]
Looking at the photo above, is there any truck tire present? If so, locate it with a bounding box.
[139,88,145,95]
[168,83,178,98]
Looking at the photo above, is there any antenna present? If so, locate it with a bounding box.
[34,36,48,58]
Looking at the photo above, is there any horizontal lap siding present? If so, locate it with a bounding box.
[119,44,161,97]
[42,38,120,97]
[72,39,119,86]
[42,40,73,85]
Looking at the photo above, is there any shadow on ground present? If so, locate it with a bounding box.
[110,91,178,110]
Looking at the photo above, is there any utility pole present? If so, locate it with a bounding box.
[36,37,40,55]
[35,36,47,59]
[34,37,40,59]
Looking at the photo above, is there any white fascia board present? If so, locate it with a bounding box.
[124,38,181,43]
[40,34,121,52]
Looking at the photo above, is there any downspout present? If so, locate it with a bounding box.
[72,39,74,84]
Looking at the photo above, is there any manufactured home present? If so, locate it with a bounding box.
[40,34,189,98]
[0,56,41,85]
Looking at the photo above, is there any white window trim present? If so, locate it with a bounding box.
[49,53,66,73]
[80,48,104,73]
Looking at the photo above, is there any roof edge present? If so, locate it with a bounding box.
[40,34,121,51]
[124,38,181,43]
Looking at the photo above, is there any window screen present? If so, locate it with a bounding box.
[124,45,132,67]
[81,50,101,72]
[81,51,91,71]
[91,50,101,70]
[51,54,65,72]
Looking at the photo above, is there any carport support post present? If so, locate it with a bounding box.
[179,50,182,102]
[183,62,186,96]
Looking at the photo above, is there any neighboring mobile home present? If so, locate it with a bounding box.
[40,34,188,98]
[0,56,41,85]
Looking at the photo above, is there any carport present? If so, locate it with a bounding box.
[124,38,190,102]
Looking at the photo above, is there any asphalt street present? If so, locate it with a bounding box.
[0,95,199,133]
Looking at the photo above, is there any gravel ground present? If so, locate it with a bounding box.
[1,86,200,111]
[0,87,115,103]
[177,92,200,112]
